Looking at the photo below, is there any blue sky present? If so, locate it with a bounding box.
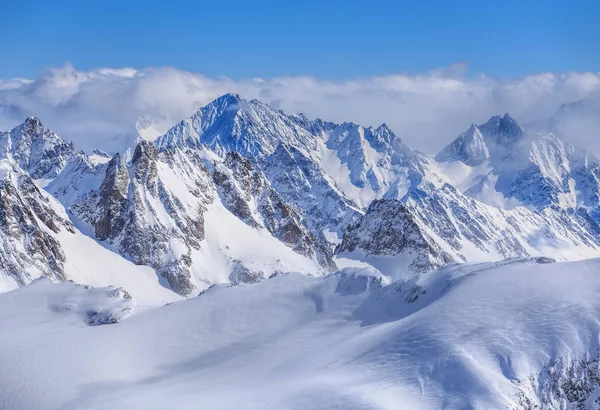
[1,0,599,79]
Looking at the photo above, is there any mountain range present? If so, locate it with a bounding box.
[3,93,600,296]
[4,93,600,408]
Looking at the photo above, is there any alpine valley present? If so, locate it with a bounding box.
[3,94,600,409]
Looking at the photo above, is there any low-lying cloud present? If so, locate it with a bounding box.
[1,63,599,154]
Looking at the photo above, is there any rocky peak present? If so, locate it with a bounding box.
[336,199,456,276]
[0,170,74,286]
[131,140,159,165]
[154,93,317,160]
[22,116,44,134]
[0,117,75,179]
[436,124,490,165]
[366,123,400,153]
[479,113,524,145]
[94,154,129,241]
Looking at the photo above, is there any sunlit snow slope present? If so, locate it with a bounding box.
[2,259,600,409]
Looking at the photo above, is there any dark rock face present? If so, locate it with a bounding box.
[0,172,74,285]
[72,141,212,295]
[514,354,600,409]
[337,199,456,273]
[214,151,337,272]
[0,117,75,179]
[94,154,130,241]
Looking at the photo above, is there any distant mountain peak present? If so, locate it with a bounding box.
[0,117,75,179]
[479,113,524,144]
[435,122,489,165]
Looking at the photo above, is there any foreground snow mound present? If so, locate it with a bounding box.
[1,278,134,327]
[3,259,600,409]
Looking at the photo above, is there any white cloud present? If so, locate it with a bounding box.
[1,62,599,154]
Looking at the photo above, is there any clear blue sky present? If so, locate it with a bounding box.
[1,0,598,80]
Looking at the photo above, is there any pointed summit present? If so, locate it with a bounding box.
[479,113,524,144]
[154,94,317,158]
[211,93,246,110]
[436,124,490,166]
[0,117,75,179]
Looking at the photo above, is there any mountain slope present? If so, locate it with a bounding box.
[70,141,331,295]
[336,184,600,278]
[4,97,600,301]
[0,159,179,305]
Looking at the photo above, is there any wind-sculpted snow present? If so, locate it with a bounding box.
[3,259,600,409]
[5,93,600,409]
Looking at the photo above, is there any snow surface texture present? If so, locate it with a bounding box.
[3,259,600,409]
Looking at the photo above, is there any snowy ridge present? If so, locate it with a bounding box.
[70,141,331,295]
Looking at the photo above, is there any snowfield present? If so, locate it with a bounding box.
[3,259,600,409]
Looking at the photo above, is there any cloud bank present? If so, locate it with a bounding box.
[1,63,599,154]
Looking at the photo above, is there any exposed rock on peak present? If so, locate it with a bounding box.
[214,151,337,272]
[337,199,456,277]
[479,113,524,144]
[436,124,489,166]
[131,140,159,164]
[0,117,75,179]
[0,170,74,286]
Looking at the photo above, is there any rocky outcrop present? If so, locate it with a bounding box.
[0,170,74,285]
[514,354,600,409]
[0,117,75,179]
[214,151,337,271]
[337,199,456,273]
[72,141,213,295]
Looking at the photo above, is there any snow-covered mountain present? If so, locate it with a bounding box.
[4,95,600,297]
[0,116,75,180]
[5,94,600,409]
[437,113,600,218]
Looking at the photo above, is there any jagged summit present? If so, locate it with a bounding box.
[479,112,524,145]
[154,93,317,158]
[435,112,600,215]
[435,123,489,166]
[0,117,75,179]
[436,113,524,165]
